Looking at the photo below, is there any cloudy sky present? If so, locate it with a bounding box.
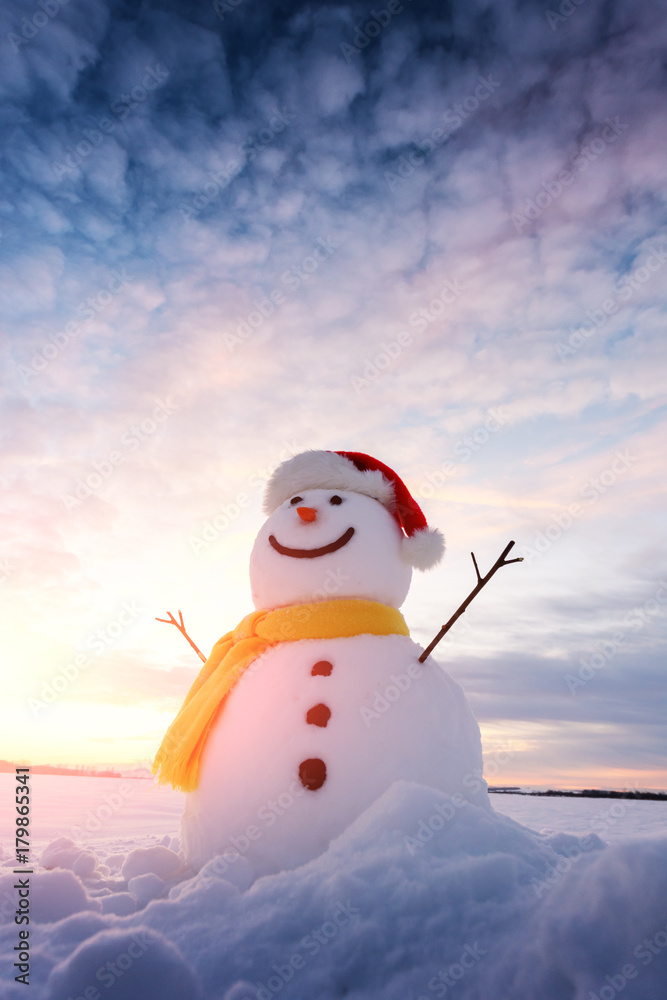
[1,0,665,789]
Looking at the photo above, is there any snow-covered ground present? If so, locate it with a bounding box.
[491,790,667,841]
[1,774,666,999]
[2,774,666,847]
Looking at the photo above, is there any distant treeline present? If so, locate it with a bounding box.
[489,786,667,801]
[0,760,122,777]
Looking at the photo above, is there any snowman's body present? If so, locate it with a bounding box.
[182,635,487,875]
[178,473,490,876]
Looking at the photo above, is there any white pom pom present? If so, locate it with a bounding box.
[401,527,445,570]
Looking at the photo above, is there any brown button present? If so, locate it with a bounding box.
[306,703,331,728]
[311,660,333,676]
[299,758,326,790]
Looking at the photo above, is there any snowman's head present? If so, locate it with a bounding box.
[250,489,413,609]
[249,450,445,610]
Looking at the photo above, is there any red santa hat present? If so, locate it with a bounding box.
[263,449,445,570]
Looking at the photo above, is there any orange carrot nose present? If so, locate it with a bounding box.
[297,506,317,522]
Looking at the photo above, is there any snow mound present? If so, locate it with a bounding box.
[1,868,101,925]
[100,892,138,916]
[121,845,183,881]
[44,926,201,1000]
[1,783,666,999]
[40,836,99,879]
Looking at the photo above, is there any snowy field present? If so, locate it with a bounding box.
[1,774,666,999]
[2,774,666,847]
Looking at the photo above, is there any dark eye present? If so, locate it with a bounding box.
[329,495,343,505]
[290,496,304,505]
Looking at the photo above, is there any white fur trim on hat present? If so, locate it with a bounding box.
[400,526,446,570]
[263,450,395,514]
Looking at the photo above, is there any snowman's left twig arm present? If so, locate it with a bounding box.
[418,540,523,663]
[156,610,207,663]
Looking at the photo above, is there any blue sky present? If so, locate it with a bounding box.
[1,0,666,788]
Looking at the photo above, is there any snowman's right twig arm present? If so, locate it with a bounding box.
[418,540,523,663]
[156,610,207,663]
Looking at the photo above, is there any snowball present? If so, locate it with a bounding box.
[39,838,99,879]
[199,854,254,892]
[122,846,183,881]
[44,926,201,1000]
[547,829,605,856]
[127,872,166,904]
[41,836,78,868]
[73,851,99,878]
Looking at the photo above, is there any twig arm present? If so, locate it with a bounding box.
[156,610,207,662]
[418,540,523,663]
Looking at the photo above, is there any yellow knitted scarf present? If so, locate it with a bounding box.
[152,598,409,792]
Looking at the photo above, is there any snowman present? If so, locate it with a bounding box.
[153,450,491,877]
